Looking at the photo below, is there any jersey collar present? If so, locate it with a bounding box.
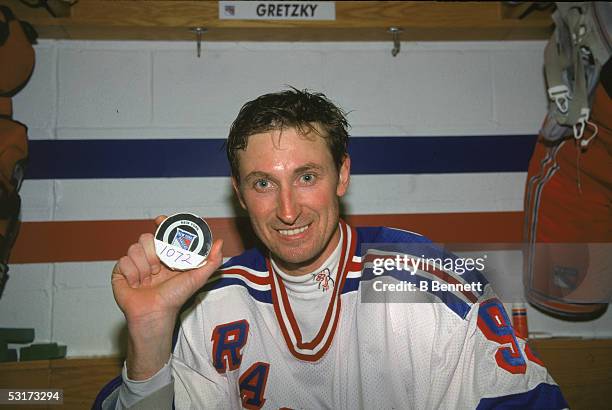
[266,220,357,361]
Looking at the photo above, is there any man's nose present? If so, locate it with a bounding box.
[276,186,301,224]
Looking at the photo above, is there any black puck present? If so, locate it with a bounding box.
[154,212,213,270]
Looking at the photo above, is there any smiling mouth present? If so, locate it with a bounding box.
[277,223,311,236]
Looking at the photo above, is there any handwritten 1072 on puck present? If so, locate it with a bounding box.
[154,213,213,271]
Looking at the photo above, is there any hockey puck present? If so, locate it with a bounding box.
[154,213,213,271]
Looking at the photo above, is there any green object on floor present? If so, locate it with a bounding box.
[0,340,17,362]
[0,328,33,362]
[19,343,67,361]
[1,349,18,362]
[0,328,35,343]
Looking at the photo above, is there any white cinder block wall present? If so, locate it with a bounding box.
[2,40,611,357]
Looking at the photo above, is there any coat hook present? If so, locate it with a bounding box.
[388,27,403,57]
[189,27,208,58]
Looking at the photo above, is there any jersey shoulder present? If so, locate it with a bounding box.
[221,246,268,271]
[197,246,272,304]
[355,225,431,247]
[355,225,492,320]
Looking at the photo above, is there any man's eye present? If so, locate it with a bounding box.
[254,179,270,189]
[300,174,316,184]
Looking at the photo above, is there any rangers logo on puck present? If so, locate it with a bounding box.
[154,213,213,271]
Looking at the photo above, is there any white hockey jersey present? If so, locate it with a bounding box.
[97,221,568,409]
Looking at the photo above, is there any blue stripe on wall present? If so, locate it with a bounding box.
[25,135,537,179]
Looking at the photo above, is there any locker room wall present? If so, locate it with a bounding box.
[2,39,611,357]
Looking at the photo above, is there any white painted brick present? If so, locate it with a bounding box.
[0,290,52,342]
[52,286,125,356]
[57,48,151,128]
[491,49,548,132]
[52,177,236,221]
[323,49,493,135]
[152,49,324,130]
[592,310,612,337]
[48,173,523,222]
[528,307,598,337]
[343,173,525,215]
[0,264,53,341]
[20,180,54,221]
[492,172,528,209]
[54,261,115,289]
[12,44,57,140]
[2,263,53,290]
[53,262,126,356]
[0,289,51,348]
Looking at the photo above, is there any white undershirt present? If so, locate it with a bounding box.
[270,229,343,341]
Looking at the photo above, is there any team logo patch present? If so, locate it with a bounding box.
[313,268,334,292]
[172,228,197,251]
[552,265,579,290]
[154,212,213,271]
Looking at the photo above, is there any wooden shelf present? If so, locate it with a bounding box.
[0,356,122,409]
[3,1,553,41]
[530,338,612,410]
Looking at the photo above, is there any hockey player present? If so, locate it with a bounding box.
[97,89,567,409]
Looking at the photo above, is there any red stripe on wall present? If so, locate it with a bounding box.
[10,212,524,264]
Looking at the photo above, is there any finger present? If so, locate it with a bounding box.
[190,239,224,288]
[110,262,129,306]
[207,239,224,268]
[154,215,168,226]
[117,255,141,288]
[139,233,161,275]
[127,243,151,284]
[111,262,124,283]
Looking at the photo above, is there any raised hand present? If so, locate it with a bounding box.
[111,215,223,379]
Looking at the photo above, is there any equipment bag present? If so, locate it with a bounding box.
[0,6,36,295]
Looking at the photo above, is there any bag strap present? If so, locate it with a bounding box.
[542,2,612,141]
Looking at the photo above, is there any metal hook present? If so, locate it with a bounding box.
[189,27,208,58]
[388,27,403,57]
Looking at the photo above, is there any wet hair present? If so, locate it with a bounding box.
[226,88,350,179]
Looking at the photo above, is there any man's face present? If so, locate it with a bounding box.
[232,126,350,275]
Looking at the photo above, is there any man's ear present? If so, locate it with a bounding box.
[336,155,351,197]
[232,176,247,210]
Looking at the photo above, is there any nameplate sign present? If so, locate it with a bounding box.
[219,1,336,21]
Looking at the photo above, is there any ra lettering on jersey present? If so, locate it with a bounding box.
[211,319,249,373]
[239,362,270,410]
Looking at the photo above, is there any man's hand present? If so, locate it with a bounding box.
[111,215,223,380]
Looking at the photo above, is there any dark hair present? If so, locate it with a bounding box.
[226,88,350,178]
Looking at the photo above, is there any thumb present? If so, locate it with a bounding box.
[158,239,224,309]
[185,239,225,290]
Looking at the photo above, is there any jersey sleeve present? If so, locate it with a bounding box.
[98,322,232,410]
[435,298,568,409]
